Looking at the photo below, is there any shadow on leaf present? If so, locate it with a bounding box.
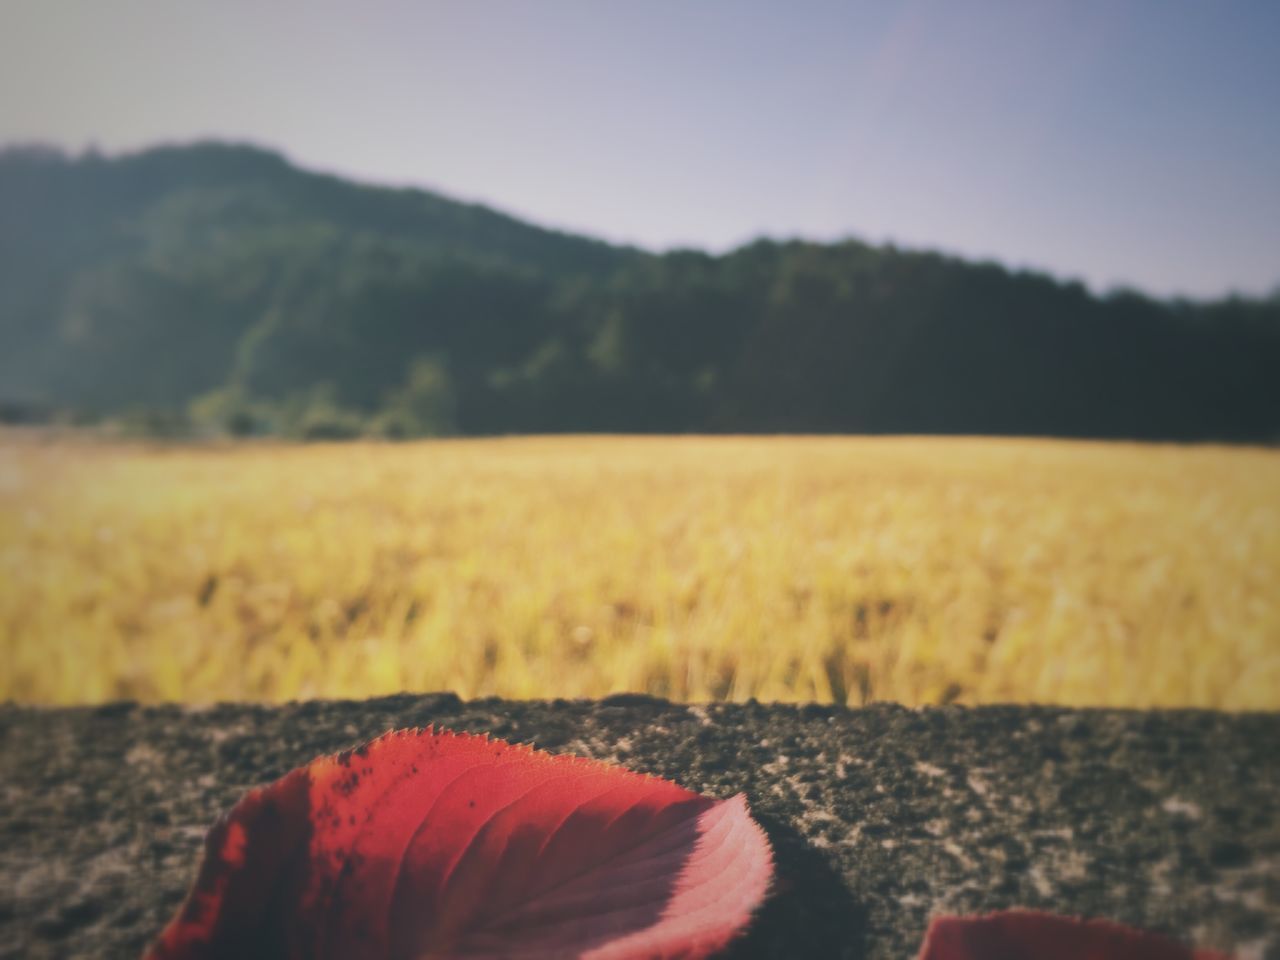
[723,812,868,959]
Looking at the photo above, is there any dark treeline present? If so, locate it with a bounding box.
[2,142,1277,441]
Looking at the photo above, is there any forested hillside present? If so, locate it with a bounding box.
[2,142,1277,441]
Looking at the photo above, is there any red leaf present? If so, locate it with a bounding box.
[916,910,1233,960]
[146,728,774,959]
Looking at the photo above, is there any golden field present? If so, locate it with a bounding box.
[1,433,1278,709]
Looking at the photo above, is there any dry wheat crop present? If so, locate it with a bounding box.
[1,433,1277,708]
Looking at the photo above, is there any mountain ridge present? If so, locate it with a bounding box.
[2,141,1277,441]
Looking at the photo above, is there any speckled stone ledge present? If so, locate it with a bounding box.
[1,696,1277,959]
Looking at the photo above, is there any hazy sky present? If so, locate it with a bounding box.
[2,0,1278,298]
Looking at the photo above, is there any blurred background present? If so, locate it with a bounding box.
[1,0,1277,708]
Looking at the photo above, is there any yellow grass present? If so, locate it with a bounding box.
[1,433,1277,708]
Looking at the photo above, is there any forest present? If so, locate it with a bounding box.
[2,142,1277,441]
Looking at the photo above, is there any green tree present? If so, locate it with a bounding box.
[374,356,457,438]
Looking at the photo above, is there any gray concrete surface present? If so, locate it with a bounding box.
[1,695,1276,959]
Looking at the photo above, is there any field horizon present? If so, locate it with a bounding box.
[3,432,1277,710]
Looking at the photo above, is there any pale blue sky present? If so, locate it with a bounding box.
[2,0,1277,298]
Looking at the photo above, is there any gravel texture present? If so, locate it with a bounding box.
[1,695,1277,959]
